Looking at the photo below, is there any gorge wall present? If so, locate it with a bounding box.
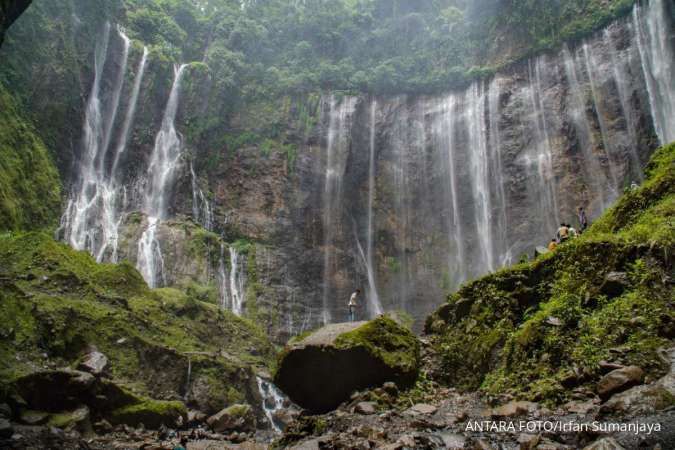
[1,0,673,342]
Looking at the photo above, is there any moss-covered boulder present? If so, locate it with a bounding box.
[108,398,187,429]
[274,317,420,413]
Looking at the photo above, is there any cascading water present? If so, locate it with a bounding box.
[364,99,383,317]
[190,162,213,231]
[256,376,288,433]
[217,244,247,316]
[61,25,148,263]
[633,0,675,145]
[321,95,357,324]
[137,64,188,288]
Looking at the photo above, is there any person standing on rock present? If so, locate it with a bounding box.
[348,289,361,322]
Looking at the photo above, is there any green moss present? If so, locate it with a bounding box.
[334,316,420,374]
[109,398,186,428]
[429,142,675,404]
[0,231,276,405]
[0,85,61,231]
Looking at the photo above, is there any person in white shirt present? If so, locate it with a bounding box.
[348,289,361,322]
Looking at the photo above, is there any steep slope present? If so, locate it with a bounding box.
[0,232,276,418]
[426,142,674,404]
[0,86,61,231]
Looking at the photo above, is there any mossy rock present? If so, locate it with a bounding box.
[108,398,187,429]
[274,316,420,413]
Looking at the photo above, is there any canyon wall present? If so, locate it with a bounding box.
[1,0,673,342]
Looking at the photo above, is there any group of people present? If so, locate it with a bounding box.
[547,207,588,251]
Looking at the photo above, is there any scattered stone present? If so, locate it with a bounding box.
[564,400,596,415]
[546,316,562,326]
[436,432,466,449]
[473,438,493,449]
[0,418,13,439]
[116,338,127,345]
[407,403,437,415]
[491,401,538,418]
[206,404,256,433]
[518,433,541,450]
[77,348,109,375]
[598,361,624,373]
[597,366,644,399]
[582,437,625,450]
[354,401,377,415]
[382,382,398,395]
[47,405,91,432]
[600,272,629,297]
[94,419,113,433]
[0,403,11,419]
[20,409,49,425]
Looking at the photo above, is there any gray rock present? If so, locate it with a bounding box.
[206,404,256,433]
[491,400,538,417]
[407,403,437,415]
[597,366,644,399]
[20,409,49,425]
[0,418,12,439]
[77,349,109,375]
[582,437,624,450]
[354,401,377,415]
[600,272,629,297]
[0,403,11,419]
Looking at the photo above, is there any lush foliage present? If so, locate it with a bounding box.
[116,0,638,97]
[0,86,61,231]
[428,142,675,404]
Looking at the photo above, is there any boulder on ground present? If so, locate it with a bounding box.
[491,401,538,418]
[597,366,644,399]
[206,404,256,433]
[354,402,376,415]
[77,348,109,375]
[14,369,94,411]
[274,316,420,413]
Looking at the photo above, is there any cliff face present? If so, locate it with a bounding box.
[1,0,673,342]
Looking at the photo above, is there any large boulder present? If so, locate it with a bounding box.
[274,316,420,413]
[206,404,256,433]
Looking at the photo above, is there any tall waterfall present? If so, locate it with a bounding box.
[321,95,357,324]
[60,24,148,263]
[137,64,188,288]
[218,244,247,316]
[313,0,674,326]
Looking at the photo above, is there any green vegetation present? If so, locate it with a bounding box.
[428,142,675,404]
[0,232,275,407]
[0,86,61,231]
[109,398,187,428]
[335,315,420,374]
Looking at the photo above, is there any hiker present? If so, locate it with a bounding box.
[548,239,557,252]
[578,207,588,231]
[348,289,360,322]
[568,223,578,238]
[556,223,569,243]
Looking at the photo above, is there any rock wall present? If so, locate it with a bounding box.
[1,0,673,342]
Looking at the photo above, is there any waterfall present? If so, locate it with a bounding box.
[321,95,357,324]
[633,0,675,145]
[256,376,287,433]
[365,99,382,317]
[437,95,466,285]
[190,162,213,231]
[61,25,144,263]
[217,244,247,316]
[526,57,561,236]
[137,64,188,288]
[465,82,494,273]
